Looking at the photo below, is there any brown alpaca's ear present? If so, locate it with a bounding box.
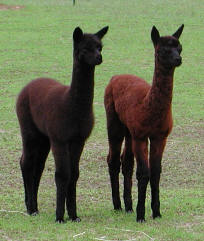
[95,26,109,39]
[172,24,184,39]
[151,26,160,46]
[73,27,84,43]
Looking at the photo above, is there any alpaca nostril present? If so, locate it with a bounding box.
[96,55,102,64]
[174,57,182,66]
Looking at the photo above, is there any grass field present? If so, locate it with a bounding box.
[0,0,203,240]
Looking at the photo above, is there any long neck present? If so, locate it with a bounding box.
[68,60,95,117]
[146,59,175,115]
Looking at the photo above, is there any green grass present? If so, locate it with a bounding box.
[0,0,204,240]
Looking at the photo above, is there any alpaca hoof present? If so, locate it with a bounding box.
[72,217,81,222]
[126,209,133,213]
[27,210,39,216]
[31,211,39,216]
[56,218,65,224]
[137,218,146,223]
[114,207,122,212]
[152,213,162,219]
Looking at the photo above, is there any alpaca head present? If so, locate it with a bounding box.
[73,26,109,66]
[151,24,184,68]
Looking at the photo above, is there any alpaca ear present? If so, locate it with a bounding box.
[73,27,84,43]
[151,26,160,46]
[95,26,109,39]
[172,24,184,39]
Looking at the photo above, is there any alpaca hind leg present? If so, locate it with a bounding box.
[132,139,149,222]
[52,142,71,223]
[20,152,36,214]
[108,139,124,211]
[149,138,166,219]
[66,140,85,222]
[20,154,29,210]
[20,133,48,215]
[33,135,50,209]
[106,115,125,210]
[121,130,134,212]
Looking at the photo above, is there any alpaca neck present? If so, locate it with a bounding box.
[69,60,95,117]
[146,60,175,114]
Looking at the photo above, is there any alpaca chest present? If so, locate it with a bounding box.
[126,110,173,139]
[46,114,94,142]
[71,117,94,139]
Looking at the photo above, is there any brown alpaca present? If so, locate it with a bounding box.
[16,26,108,223]
[104,25,184,222]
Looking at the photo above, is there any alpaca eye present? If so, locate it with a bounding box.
[177,45,182,53]
[163,48,171,54]
[158,48,170,55]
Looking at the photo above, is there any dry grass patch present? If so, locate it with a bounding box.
[0,3,24,10]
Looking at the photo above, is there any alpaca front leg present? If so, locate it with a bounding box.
[149,138,166,219]
[66,181,79,222]
[66,141,84,222]
[136,165,149,222]
[52,143,71,223]
[132,139,149,222]
[150,168,161,219]
[55,171,70,223]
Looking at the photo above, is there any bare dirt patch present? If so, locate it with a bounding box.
[0,4,24,10]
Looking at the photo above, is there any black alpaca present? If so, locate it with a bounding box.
[16,26,108,223]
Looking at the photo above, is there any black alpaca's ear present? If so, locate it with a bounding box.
[172,24,184,39]
[73,27,84,43]
[95,26,109,39]
[151,26,160,46]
